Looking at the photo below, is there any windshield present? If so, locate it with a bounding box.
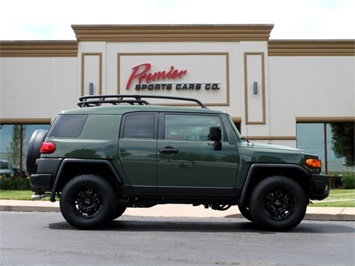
[0,161,11,170]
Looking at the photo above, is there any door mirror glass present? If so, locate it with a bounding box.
[209,127,222,151]
[209,126,221,141]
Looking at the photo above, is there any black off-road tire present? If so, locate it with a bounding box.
[249,176,307,231]
[112,205,127,220]
[60,174,117,229]
[238,205,254,222]
[26,129,48,175]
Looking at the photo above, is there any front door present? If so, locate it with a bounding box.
[157,113,238,195]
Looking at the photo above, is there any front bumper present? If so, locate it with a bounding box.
[310,174,330,200]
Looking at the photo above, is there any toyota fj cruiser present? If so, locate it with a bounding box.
[27,95,329,231]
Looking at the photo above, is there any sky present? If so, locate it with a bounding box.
[0,0,354,40]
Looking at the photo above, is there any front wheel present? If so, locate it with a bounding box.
[60,174,117,229]
[249,176,307,231]
[238,205,254,222]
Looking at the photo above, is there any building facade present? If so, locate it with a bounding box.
[0,25,354,173]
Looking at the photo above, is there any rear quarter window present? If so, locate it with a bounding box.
[48,114,88,137]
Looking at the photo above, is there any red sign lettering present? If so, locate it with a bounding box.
[126,63,187,90]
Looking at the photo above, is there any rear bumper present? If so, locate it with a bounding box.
[29,158,61,193]
[30,173,53,193]
[310,174,330,200]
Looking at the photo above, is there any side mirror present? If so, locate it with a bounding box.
[209,127,221,141]
[209,127,222,151]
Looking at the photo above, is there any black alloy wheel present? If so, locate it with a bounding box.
[60,174,117,229]
[249,176,307,231]
[264,189,294,220]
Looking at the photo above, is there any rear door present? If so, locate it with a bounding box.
[157,113,238,196]
[118,112,158,193]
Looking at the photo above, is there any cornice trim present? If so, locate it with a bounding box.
[71,24,274,42]
[0,41,78,57]
[269,40,355,56]
[231,117,242,123]
[296,117,355,123]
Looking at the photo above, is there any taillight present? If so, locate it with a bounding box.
[40,142,56,154]
[305,158,321,169]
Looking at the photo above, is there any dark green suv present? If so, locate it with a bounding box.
[27,95,329,231]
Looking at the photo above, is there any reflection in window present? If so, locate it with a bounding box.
[0,124,50,176]
[297,123,354,174]
[123,114,155,139]
[165,114,221,141]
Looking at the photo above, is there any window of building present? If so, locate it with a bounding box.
[0,124,50,176]
[297,122,355,174]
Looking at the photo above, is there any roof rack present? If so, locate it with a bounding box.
[77,95,207,108]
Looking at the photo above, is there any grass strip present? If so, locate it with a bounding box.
[310,189,355,207]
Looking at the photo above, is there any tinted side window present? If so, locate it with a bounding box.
[48,114,88,137]
[165,114,222,141]
[122,113,155,139]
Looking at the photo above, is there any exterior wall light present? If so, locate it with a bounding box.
[89,83,94,95]
[253,81,258,94]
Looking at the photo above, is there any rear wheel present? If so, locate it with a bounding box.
[249,176,307,231]
[112,205,126,220]
[60,174,117,229]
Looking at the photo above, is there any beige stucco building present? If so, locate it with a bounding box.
[0,24,354,172]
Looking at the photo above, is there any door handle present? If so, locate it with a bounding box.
[159,146,179,155]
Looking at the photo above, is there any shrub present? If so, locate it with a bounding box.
[341,173,355,189]
[0,174,30,190]
[330,176,342,188]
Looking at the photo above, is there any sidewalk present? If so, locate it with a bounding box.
[1,200,354,221]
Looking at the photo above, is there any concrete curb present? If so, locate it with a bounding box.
[0,200,60,213]
[1,200,354,221]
